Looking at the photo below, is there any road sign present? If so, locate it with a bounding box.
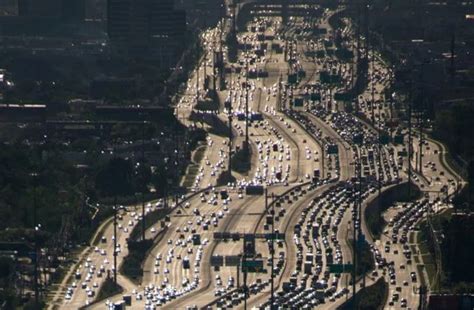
[264,233,285,240]
[242,259,264,273]
[214,232,233,240]
[394,134,404,144]
[242,260,262,267]
[334,92,350,101]
[245,185,264,195]
[222,232,231,240]
[310,93,321,101]
[379,133,391,145]
[327,144,338,154]
[215,232,284,241]
[328,263,353,274]
[210,255,224,267]
[244,234,256,257]
[353,133,364,145]
[293,98,304,107]
[225,255,241,266]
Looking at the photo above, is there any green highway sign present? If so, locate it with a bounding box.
[265,233,285,240]
[328,263,353,274]
[255,233,284,240]
[210,255,224,267]
[310,93,321,101]
[225,255,241,267]
[293,98,304,107]
[242,259,264,273]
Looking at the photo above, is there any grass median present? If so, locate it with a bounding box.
[349,238,375,277]
[231,147,252,174]
[120,239,154,284]
[337,277,388,310]
[365,181,421,239]
[96,277,123,302]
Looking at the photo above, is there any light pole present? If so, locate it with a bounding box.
[270,192,276,309]
[30,172,39,307]
[244,38,250,154]
[113,195,117,285]
[141,119,146,242]
[227,70,233,176]
[407,77,413,199]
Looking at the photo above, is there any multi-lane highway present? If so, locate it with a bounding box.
[53,3,465,310]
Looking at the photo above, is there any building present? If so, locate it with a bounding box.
[0,0,85,37]
[107,0,186,64]
[149,0,186,66]
[428,294,474,310]
[61,0,86,22]
[17,0,85,21]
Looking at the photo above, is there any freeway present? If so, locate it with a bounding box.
[56,3,467,310]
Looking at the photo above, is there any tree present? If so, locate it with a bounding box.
[96,158,133,197]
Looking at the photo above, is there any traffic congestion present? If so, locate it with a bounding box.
[58,3,462,310]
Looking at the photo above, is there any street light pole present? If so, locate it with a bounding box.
[270,192,275,310]
[408,79,413,198]
[228,76,233,176]
[142,120,146,242]
[31,173,39,306]
[196,38,200,103]
[245,40,250,154]
[371,45,375,125]
[418,63,425,174]
[113,194,117,285]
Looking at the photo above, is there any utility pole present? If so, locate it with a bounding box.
[355,0,361,113]
[270,192,275,310]
[450,30,455,84]
[352,162,359,309]
[196,39,200,103]
[142,120,146,242]
[418,63,424,174]
[408,79,413,198]
[204,48,207,84]
[113,194,117,285]
[358,156,363,290]
[419,285,427,310]
[389,70,394,135]
[228,76,233,176]
[232,0,237,35]
[364,0,369,61]
[32,172,39,307]
[371,44,375,124]
[245,40,250,154]
[242,241,248,310]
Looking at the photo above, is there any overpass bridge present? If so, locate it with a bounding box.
[249,3,321,17]
[232,0,323,32]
